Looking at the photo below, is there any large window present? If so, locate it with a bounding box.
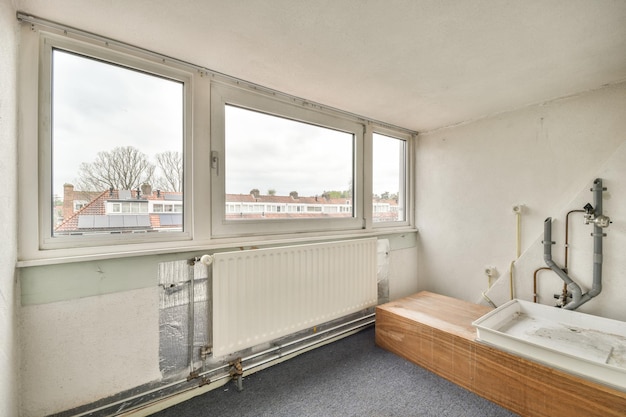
[225,105,354,220]
[37,34,191,248]
[210,83,364,237]
[20,25,413,262]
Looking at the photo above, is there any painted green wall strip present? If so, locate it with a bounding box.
[19,252,191,305]
[20,232,417,305]
[380,231,418,251]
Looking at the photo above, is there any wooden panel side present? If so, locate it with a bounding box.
[376,306,473,389]
[376,292,626,417]
[472,342,626,417]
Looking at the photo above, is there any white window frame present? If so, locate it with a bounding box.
[20,30,194,257]
[210,83,365,237]
[370,127,413,229]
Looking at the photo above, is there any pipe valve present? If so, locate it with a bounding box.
[583,203,611,228]
[592,214,611,228]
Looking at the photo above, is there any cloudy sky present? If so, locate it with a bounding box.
[52,49,183,198]
[225,105,354,197]
[52,49,402,200]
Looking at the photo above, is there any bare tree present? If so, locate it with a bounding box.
[76,146,155,191]
[154,151,183,192]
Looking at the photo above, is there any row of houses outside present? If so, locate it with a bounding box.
[54,184,400,235]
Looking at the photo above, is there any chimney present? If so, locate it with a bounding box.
[141,183,152,197]
[62,183,74,221]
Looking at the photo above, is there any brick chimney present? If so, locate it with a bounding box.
[63,183,75,221]
[141,183,152,197]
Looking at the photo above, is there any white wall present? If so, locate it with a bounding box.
[417,82,626,321]
[389,247,419,300]
[0,0,19,416]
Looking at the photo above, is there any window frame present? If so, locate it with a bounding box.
[36,33,194,250]
[210,82,366,237]
[371,128,412,229]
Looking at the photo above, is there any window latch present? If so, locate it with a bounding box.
[211,151,219,175]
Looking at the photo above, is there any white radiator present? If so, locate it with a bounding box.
[212,238,378,357]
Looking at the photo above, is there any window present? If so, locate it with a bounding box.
[211,84,365,237]
[372,132,408,224]
[224,105,354,220]
[20,24,413,262]
[37,34,192,248]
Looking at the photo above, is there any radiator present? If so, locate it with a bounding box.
[212,238,378,357]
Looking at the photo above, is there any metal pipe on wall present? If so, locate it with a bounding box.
[69,311,374,416]
[187,260,196,377]
[543,217,583,306]
[542,178,610,310]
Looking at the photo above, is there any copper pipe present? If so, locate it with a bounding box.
[533,267,552,303]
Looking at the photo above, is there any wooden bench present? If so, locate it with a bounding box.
[375,291,626,417]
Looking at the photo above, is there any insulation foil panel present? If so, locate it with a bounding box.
[212,238,378,357]
[158,260,210,379]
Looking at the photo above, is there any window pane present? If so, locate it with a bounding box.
[373,133,406,223]
[51,49,184,236]
[225,105,354,220]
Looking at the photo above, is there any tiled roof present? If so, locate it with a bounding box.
[55,189,110,232]
[55,189,183,233]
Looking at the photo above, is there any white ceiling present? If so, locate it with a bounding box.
[18,0,626,132]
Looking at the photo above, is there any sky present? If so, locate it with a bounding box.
[52,49,183,198]
[225,105,354,197]
[52,49,403,200]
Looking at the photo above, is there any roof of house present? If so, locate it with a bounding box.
[55,189,183,233]
[55,189,397,233]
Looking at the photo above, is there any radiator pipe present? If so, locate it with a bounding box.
[240,313,375,363]
[72,313,374,417]
[241,317,375,374]
[187,261,196,376]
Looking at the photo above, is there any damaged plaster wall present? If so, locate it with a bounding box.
[20,287,161,417]
[484,141,626,321]
[417,82,626,320]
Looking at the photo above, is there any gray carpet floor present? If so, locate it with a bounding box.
[152,326,520,417]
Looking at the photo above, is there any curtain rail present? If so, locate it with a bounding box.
[16,11,417,136]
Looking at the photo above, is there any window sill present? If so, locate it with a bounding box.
[16,227,418,268]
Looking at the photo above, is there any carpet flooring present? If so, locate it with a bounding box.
[151,326,520,417]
